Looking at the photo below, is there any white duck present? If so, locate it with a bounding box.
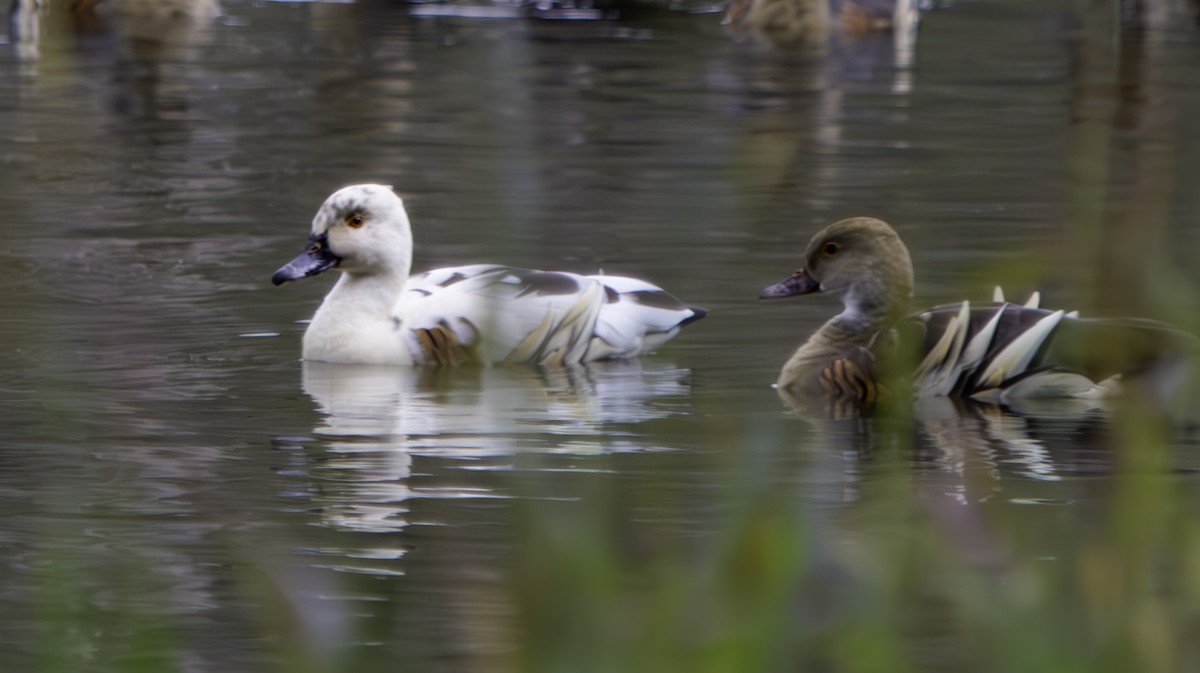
[272,185,706,366]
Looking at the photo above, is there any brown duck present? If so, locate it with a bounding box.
[762,217,1195,409]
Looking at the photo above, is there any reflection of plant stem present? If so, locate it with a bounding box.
[1064,0,1118,316]
[1065,1,1189,325]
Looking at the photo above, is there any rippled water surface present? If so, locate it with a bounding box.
[3,0,1200,670]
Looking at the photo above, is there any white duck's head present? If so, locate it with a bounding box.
[272,184,414,286]
[761,216,915,328]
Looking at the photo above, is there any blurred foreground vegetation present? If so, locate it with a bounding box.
[508,408,1200,673]
[29,400,1200,673]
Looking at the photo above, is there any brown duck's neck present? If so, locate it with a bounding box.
[840,285,910,332]
[817,315,884,348]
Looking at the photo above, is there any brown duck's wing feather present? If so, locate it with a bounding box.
[1040,316,1197,382]
[906,303,1197,399]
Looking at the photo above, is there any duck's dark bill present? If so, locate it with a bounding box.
[761,269,820,298]
[272,235,340,286]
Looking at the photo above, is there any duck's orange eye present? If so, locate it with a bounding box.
[822,242,841,257]
[347,213,365,228]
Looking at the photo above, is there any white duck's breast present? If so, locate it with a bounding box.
[302,319,415,365]
[303,298,415,366]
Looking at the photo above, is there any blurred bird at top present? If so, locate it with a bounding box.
[723,0,922,54]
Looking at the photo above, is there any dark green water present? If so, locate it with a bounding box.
[3,0,1200,671]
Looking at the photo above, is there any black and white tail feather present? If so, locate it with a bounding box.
[910,287,1195,404]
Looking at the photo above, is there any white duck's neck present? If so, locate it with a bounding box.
[329,269,406,314]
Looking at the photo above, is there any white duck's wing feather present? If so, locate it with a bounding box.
[584,274,707,361]
[393,264,504,364]
[396,267,704,365]
[399,265,604,365]
[395,266,599,365]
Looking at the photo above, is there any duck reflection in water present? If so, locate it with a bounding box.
[66,0,219,118]
[295,360,695,546]
[9,0,49,62]
[723,0,923,65]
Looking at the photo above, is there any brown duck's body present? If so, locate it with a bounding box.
[764,217,1197,414]
[777,315,882,400]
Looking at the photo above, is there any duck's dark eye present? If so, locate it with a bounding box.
[822,242,841,257]
[347,213,365,228]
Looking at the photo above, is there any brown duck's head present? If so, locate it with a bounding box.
[762,217,915,324]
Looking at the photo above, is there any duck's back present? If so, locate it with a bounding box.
[906,299,1195,403]
[397,265,704,366]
